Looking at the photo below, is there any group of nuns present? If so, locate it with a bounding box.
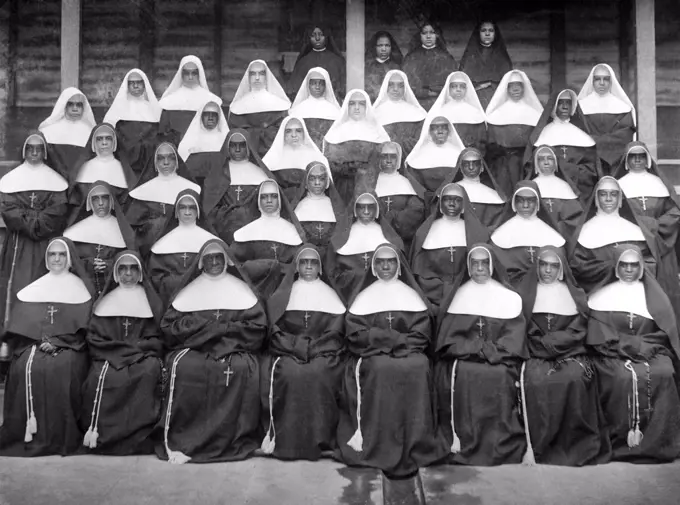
[0,19,678,478]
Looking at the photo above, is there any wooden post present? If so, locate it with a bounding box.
[138,0,156,82]
[549,1,567,96]
[618,0,633,93]
[60,0,82,90]
[635,0,657,158]
[346,0,365,92]
[213,0,223,98]
[7,0,19,107]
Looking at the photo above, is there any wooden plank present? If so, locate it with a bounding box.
[346,0,365,91]
[61,0,82,90]
[635,0,657,157]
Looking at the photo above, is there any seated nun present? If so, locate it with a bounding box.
[81,251,164,455]
[177,100,229,188]
[491,181,566,287]
[262,116,329,202]
[587,245,680,462]
[202,129,273,243]
[435,244,528,466]
[127,142,201,256]
[0,132,70,330]
[327,192,403,304]
[148,189,218,304]
[291,161,345,257]
[227,60,291,158]
[528,145,583,240]
[372,70,427,157]
[288,67,341,150]
[38,87,96,180]
[364,31,403,101]
[230,179,305,299]
[404,115,466,204]
[260,245,346,460]
[157,239,267,464]
[0,238,93,457]
[427,71,488,153]
[614,141,680,315]
[449,147,506,230]
[516,246,608,467]
[72,123,136,206]
[338,243,447,478]
[158,55,222,145]
[571,176,656,294]
[411,183,490,309]
[525,89,600,205]
[63,181,136,297]
[374,141,426,251]
[485,70,544,198]
[323,89,391,205]
[578,63,636,174]
[103,69,162,178]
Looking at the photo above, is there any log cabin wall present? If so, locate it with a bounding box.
[0,3,9,160]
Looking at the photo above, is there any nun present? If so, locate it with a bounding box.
[364,31,403,101]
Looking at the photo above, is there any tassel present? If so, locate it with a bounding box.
[261,432,276,454]
[261,357,281,456]
[627,429,637,448]
[24,422,33,443]
[164,349,191,464]
[624,360,644,449]
[28,413,37,434]
[89,429,99,449]
[450,434,461,454]
[24,346,37,443]
[633,427,644,446]
[347,358,364,452]
[449,359,461,454]
[83,428,94,448]
[519,362,537,466]
[83,362,109,450]
[167,449,191,465]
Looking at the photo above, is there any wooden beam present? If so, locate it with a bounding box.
[549,0,567,96]
[635,0,657,157]
[213,0,223,98]
[618,0,633,93]
[7,0,19,107]
[60,0,82,90]
[138,0,156,83]
[346,0,365,92]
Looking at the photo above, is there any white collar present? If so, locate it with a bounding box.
[172,272,258,312]
[94,284,153,318]
[349,278,427,315]
[491,215,565,248]
[233,215,303,245]
[532,175,578,200]
[534,120,595,147]
[323,119,390,144]
[532,281,578,316]
[229,89,291,115]
[103,69,162,127]
[63,215,126,248]
[457,178,504,204]
[577,64,635,124]
[75,157,129,188]
[618,171,669,198]
[159,86,222,111]
[372,70,427,125]
[486,100,542,126]
[577,213,646,248]
[406,116,466,169]
[579,92,634,116]
[0,162,68,193]
[336,221,389,255]
[422,217,466,249]
[40,120,94,147]
[151,223,219,254]
[286,278,346,314]
[129,174,201,204]
[229,160,269,186]
[588,280,652,319]
[375,171,417,197]
[17,271,91,304]
[446,278,522,319]
[262,119,327,171]
[289,96,341,121]
[177,107,229,161]
[294,194,337,222]
[436,100,487,124]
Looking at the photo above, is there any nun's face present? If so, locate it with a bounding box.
[310,27,326,50]
[538,256,561,284]
[479,22,496,46]
[555,98,572,120]
[156,144,177,176]
[375,36,392,60]
[429,120,450,145]
[228,138,248,161]
[127,73,146,98]
[307,165,328,196]
[91,193,112,218]
[47,242,68,273]
[24,139,45,165]
[387,75,405,101]
[536,151,557,175]
[618,259,642,283]
[379,145,399,173]
[449,81,467,101]
[420,25,437,48]
[181,63,200,88]
[507,82,524,102]
[597,185,620,214]
[469,252,491,284]
[348,93,367,121]
[355,200,377,224]
[260,188,280,215]
[297,257,320,282]
[65,95,85,121]
[441,194,464,218]
[117,259,141,286]
[95,130,115,157]
[248,62,267,91]
[593,69,612,96]
[514,189,538,219]
[201,109,219,130]
[627,152,647,173]
[203,253,226,277]
[461,156,483,179]
[308,78,326,99]
[177,196,198,225]
[375,255,399,281]
[284,119,304,147]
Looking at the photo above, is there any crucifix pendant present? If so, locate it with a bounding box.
[315,223,325,240]
[545,313,554,331]
[560,146,568,160]
[224,365,234,387]
[362,253,370,271]
[161,203,166,215]
[477,317,485,337]
[639,196,648,211]
[271,243,279,261]
[303,311,311,328]
[448,246,456,263]
[122,318,131,337]
[181,252,190,268]
[29,192,37,209]
[386,312,394,330]
[627,312,636,330]
[47,305,58,325]
[234,186,243,202]
[545,199,554,213]
[385,197,393,213]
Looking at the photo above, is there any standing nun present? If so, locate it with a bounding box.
[364,31,403,101]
